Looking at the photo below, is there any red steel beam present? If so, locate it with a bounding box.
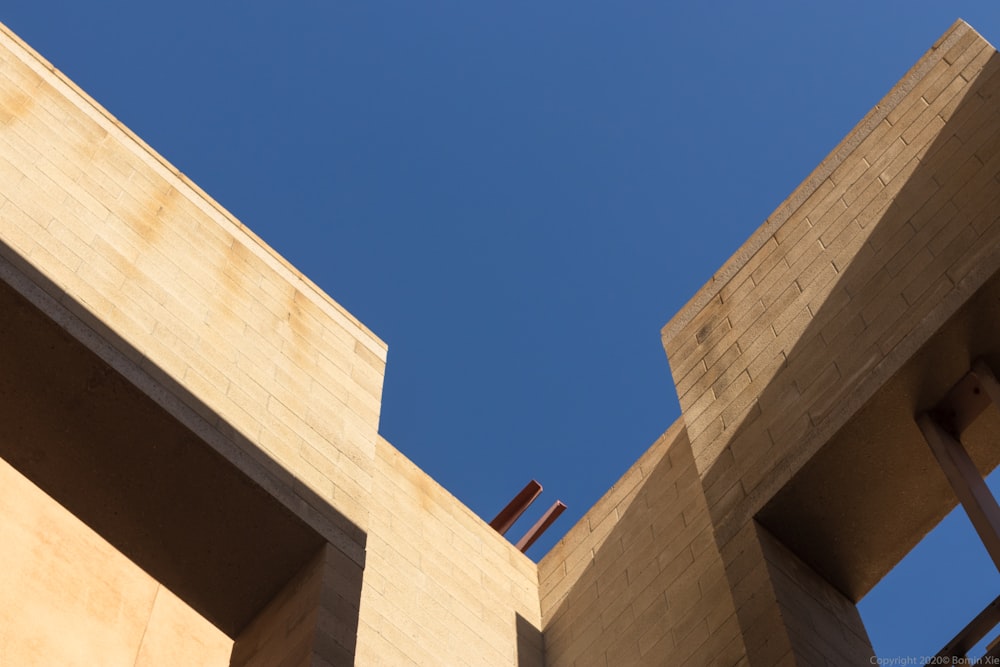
[515,500,567,553]
[489,480,542,536]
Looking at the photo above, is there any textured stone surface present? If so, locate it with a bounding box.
[0,459,231,667]
[2,14,998,667]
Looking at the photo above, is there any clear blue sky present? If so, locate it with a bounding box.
[5,1,1000,660]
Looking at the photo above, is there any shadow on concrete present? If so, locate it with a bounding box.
[516,612,545,667]
[0,237,365,659]
[539,32,1000,667]
[697,42,1000,660]
[539,427,745,666]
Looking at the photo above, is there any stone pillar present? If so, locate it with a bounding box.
[231,544,364,667]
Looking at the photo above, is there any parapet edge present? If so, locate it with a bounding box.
[0,19,387,362]
[660,19,986,351]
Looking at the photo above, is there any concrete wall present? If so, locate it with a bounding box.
[0,16,382,665]
[0,457,232,667]
[658,21,1000,663]
[4,13,1000,667]
[757,527,871,666]
[539,19,1000,667]
[232,545,364,667]
[537,420,879,667]
[539,422,745,666]
[358,436,542,666]
[662,20,1000,533]
[0,21,385,564]
[0,22,542,667]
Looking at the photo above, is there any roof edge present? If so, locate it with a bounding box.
[660,19,987,348]
[0,19,388,360]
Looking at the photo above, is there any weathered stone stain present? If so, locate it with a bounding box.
[0,90,34,126]
[283,289,318,370]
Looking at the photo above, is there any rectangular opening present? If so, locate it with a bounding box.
[858,468,1000,662]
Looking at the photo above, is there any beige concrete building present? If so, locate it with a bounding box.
[2,16,1000,666]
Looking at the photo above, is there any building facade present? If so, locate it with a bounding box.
[1,17,998,666]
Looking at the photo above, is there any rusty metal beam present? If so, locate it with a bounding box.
[515,500,567,553]
[917,412,1000,572]
[489,480,542,536]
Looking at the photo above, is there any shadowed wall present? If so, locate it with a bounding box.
[541,19,1000,667]
[1,14,998,667]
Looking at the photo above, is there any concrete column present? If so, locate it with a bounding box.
[231,543,364,667]
[723,522,874,667]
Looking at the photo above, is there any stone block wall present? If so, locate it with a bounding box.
[662,20,1000,537]
[0,17,547,667]
[0,21,385,559]
[539,423,745,666]
[537,19,1000,667]
[357,436,542,666]
[3,14,1000,667]
[0,457,232,667]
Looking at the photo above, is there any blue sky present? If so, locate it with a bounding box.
[5,1,1000,660]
